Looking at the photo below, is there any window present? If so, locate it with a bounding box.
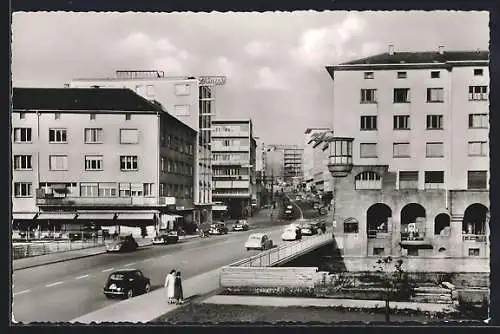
[54,113,61,120]
[397,71,407,79]
[467,171,487,190]
[474,68,484,76]
[19,112,26,119]
[344,218,359,233]
[146,85,155,97]
[393,88,410,103]
[49,155,68,171]
[14,128,32,143]
[90,113,96,120]
[426,115,443,130]
[360,89,377,103]
[373,248,385,256]
[143,183,154,196]
[85,155,103,171]
[84,128,103,143]
[125,113,132,121]
[360,116,377,130]
[364,72,374,79]
[98,183,117,197]
[49,128,67,143]
[175,84,191,95]
[399,171,418,189]
[355,171,381,190]
[427,88,444,102]
[120,129,139,144]
[14,182,32,197]
[468,248,480,256]
[468,114,488,128]
[160,157,166,172]
[159,183,166,196]
[14,155,32,170]
[393,115,410,130]
[407,248,419,256]
[426,142,444,158]
[431,71,440,78]
[80,183,98,197]
[223,139,231,147]
[425,171,444,189]
[468,141,488,156]
[174,105,190,116]
[468,86,488,101]
[119,183,131,197]
[360,143,377,158]
[120,156,138,171]
[393,143,410,158]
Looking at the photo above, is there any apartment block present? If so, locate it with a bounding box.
[303,127,332,192]
[265,144,304,185]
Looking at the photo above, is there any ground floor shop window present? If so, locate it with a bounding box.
[373,247,385,256]
[468,248,480,256]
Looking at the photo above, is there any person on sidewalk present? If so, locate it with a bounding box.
[164,269,176,304]
[173,271,184,305]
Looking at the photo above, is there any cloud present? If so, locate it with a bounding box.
[244,40,274,58]
[361,42,383,56]
[254,67,289,90]
[152,56,183,74]
[290,13,366,68]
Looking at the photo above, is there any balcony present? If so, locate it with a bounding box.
[367,230,391,239]
[214,180,250,189]
[36,192,176,207]
[462,234,487,243]
[212,160,248,165]
[212,146,250,152]
[213,192,251,198]
[212,131,249,138]
[400,231,432,247]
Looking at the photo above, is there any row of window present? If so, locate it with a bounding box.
[360,86,487,104]
[363,68,485,80]
[212,124,250,134]
[360,113,488,131]
[213,153,250,161]
[13,128,140,144]
[134,83,191,97]
[18,112,135,121]
[160,157,194,176]
[359,140,487,159]
[370,247,482,257]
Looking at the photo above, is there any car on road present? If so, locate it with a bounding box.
[152,231,179,245]
[210,222,229,235]
[281,227,300,241]
[300,223,318,236]
[106,235,139,252]
[232,220,249,231]
[245,233,274,251]
[103,269,151,299]
[285,204,293,214]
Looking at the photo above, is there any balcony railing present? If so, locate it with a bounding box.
[462,234,487,242]
[36,193,176,207]
[212,160,248,165]
[212,131,249,137]
[211,146,249,152]
[367,229,390,239]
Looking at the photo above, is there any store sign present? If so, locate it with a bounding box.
[199,76,226,86]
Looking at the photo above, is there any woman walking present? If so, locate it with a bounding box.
[173,271,184,304]
[164,269,176,304]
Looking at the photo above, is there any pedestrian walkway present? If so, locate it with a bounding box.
[201,295,458,314]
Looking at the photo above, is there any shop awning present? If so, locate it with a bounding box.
[37,212,77,220]
[116,212,156,220]
[13,213,37,220]
[77,212,115,220]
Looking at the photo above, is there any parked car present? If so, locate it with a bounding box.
[103,269,151,299]
[152,231,179,245]
[245,233,273,251]
[300,224,318,236]
[232,220,249,231]
[209,222,229,235]
[106,235,139,252]
[281,227,300,241]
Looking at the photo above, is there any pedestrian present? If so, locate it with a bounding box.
[174,271,184,304]
[164,269,176,304]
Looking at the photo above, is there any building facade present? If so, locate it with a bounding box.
[323,49,489,272]
[211,119,256,218]
[265,144,304,185]
[12,87,196,235]
[303,127,332,192]
[70,71,226,225]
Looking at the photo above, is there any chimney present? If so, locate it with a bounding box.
[438,45,445,55]
[388,44,395,56]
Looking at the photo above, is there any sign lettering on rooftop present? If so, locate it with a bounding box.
[199,76,227,86]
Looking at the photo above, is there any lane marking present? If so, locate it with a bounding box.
[46,281,63,287]
[143,258,153,262]
[124,262,136,267]
[76,274,89,280]
[102,268,114,273]
[13,289,30,296]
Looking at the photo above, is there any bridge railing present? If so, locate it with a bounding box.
[231,228,333,267]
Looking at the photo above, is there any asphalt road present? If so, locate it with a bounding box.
[12,211,295,323]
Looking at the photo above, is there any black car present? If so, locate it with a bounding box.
[153,231,179,245]
[106,235,139,252]
[103,269,151,299]
[232,220,249,231]
[209,222,229,235]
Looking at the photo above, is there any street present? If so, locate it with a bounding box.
[12,212,293,323]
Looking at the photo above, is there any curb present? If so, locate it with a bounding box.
[13,250,107,271]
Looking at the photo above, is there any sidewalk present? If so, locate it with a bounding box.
[201,295,458,314]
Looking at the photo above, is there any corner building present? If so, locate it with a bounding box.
[325,49,489,272]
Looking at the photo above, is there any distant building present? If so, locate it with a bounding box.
[265,144,304,185]
[323,47,489,272]
[12,87,196,235]
[303,127,332,192]
[211,119,257,218]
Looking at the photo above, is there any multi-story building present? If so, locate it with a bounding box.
[12,87,196,234]
[70,71,226,225]
[303,127,331,192]
[254,137,266,207]
[265,144,304,185]
[323,47,489,272]
[211,119,256,218]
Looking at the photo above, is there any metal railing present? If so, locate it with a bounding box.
[12,239,105,260]
[232,228,333,267]
[463,234,487,242]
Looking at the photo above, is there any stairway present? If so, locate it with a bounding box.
[411,285,454,304]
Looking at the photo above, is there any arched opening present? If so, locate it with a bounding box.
[400,203,426,241]
[344,217,359,234]
[366,203,392,237]
[462,203,488,235]
[434,213,451,235]
[355,171,382,190]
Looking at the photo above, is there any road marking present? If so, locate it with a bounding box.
[76,274,89,280]
[46,281,63,287]
[143,258,153,262]
[124,262,136,267]
[102,268,114,273]
[13,289,30,296]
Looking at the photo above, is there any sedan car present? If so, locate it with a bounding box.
[232,220,249,231]
[106,235,139,252]
[245,233,273,251]
[281,227,300,241]
[103,269,151,299]
[209,223,229,235]
[152,231,179,245]
[300,224,318,236]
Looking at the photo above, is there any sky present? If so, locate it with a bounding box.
[11,11,489,145]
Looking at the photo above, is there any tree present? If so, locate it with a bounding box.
[373,256,411,322]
